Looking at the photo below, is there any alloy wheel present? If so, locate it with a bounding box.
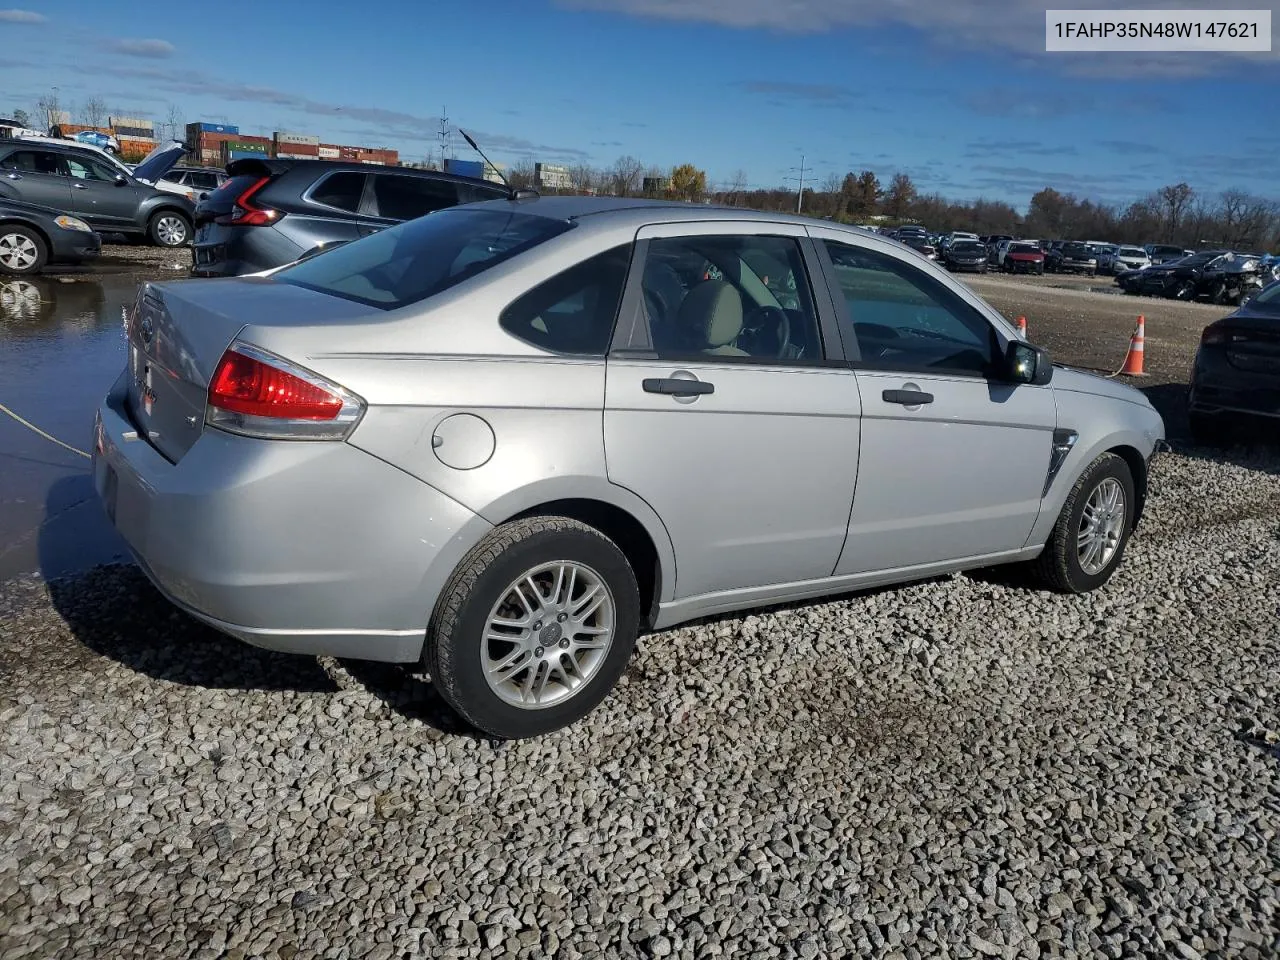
[0,233,39,270]
[482,561,616,709]
[1077,477,1126,575]
[155,216,188,246]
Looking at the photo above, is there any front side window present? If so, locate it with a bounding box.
[1,150,62,175]
[371,174,459,220]
[276,207,574,310]
[499,245,631,356]
[308,171,366,212]
[641,234,823,364]
[823,240,998,376]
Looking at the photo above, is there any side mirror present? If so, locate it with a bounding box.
[1005,340,1053,386]
[113,173,128,186]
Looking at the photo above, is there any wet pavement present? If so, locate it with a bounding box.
[0,256,182,582]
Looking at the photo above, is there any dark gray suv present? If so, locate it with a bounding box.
[0,141,194,246]
[190,159,511,277]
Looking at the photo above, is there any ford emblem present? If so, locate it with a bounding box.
[140,315,154,344]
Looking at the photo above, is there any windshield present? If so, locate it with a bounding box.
[1119,247,1146,257]
[1010,242,1039,253]
[1253,279,1280,306]
[1063,243,1091,255]
[275,208,574,309]
[952,242,983,253]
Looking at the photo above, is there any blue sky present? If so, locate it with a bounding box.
[1,0,1277,208]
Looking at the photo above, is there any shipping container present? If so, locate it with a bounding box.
[274,131,320,146]
[224,140,269,154]
[318,145,340,159]
[444,158,483,178]
[195,121,239,135]
[338,147,360,160]
[225,149,267,163]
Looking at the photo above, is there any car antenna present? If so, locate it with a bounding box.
[459,128,538,201]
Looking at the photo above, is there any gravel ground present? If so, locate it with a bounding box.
[1,442,1278,959]
[2,256,1278,960]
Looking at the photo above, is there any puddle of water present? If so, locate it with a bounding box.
[0,272,156,581]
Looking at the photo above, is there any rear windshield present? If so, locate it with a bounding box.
[275,207,574,309]
[205,173,261,206]
[1253,280,1280,305]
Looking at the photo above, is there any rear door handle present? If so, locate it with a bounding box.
[883,389,934,405]
[643,377,714,396]
[5,173,21,181]
[73,183,88,189]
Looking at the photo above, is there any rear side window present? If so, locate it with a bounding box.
[371,174,459,220]
[1,150,61,175]
[276,208,575,310]
[499,245,631,356]
[309,171,366,213]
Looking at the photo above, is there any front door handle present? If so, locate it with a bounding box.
[643,377,714,397]
[5,173,21,181]
[73,183,88,190]
[883,389,934,405]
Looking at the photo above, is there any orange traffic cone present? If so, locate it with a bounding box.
[1120,315,1147,376]
[1015,315,1027,336]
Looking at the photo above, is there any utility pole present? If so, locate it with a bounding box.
[438,107,451,170]
[783,154,808,214]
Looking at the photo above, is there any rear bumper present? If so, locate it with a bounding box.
[1190,348,1280,419]
[91,372,493,662]
[191,225,303,278]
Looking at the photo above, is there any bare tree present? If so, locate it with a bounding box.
[507,159,537,192]
[724,169,749,207]
[569,163,599,195]
[35,89,60,130]
[608,155,643,197]
[164,103,185,144]
[80,96,107,129]
[1158,182,1194,239]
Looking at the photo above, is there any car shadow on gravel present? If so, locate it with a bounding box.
[32,479,502,738]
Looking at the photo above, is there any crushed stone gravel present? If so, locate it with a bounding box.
[1,440,1278,959]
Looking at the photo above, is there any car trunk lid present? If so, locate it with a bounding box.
[124,278,374,462]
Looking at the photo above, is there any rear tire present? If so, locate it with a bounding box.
[1030,453,1135,594]
[425,516,641,740]
[0,225,47,275]
[148,211,191,248]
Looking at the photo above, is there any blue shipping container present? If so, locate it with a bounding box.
[444,158,483,178]
[226,149,264,162]
[198,122,239,135]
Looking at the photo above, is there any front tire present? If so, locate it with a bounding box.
[0,226,48,275]
[425,516,641,739]
[1031,453,1136,594]
[148,211,191,247]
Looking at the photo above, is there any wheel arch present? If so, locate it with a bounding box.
[1105,443,1148,528]
[477,481,678,631]
[0,218,52,250]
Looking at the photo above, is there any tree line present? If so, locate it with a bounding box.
[499,155,1280,252]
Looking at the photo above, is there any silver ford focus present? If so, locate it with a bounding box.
[93,197,1166,738]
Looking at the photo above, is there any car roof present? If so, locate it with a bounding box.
[459,194,868,230]
[225,156,510,191]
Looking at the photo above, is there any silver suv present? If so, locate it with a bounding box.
[93,198,1167,738]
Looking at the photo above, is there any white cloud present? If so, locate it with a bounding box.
[109,38,177,59]
[556,0,1279,77]
[0,9,46,23]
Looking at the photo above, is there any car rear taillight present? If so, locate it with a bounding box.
[214,176,279,227]
[1200,326,1226,346]
[206,343,364,440]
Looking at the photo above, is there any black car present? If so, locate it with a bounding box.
[0,141,193,247]
[1135,250,1229,299]
[0,196,102,274]
[1048,241,1098,275]
[1188,280,1280,443]
[942,240,987,272]
[191,159,512,277]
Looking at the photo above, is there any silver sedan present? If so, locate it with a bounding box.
[93,197,1167,738]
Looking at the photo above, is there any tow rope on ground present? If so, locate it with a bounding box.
[0,401,91,459]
